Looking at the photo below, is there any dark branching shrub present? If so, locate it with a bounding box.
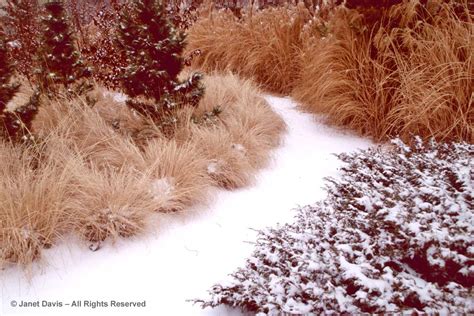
[117,0,204,128]
[342,0,471,29]
[0,33,19,109]
[2,92,41,144]
[0,32,40,143]
[164,0,202,30]
[81,1,126,89]
[1,0,41,81]
[64,0,111,42]
[37,1,91,93]
[196,138,473,314]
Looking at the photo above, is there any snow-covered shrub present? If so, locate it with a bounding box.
[196,138,473,314]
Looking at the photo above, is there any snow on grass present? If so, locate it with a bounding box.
[149,177,175,200]
[0,96,371,316]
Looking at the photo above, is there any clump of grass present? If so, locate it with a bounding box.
[0,73,285,269]
[293,9,396,139]
[186,73,286,189]
[195,73,286,169]
[0,141,76,267]
[188,1,472,143]
[187,3,311,94]
[292,1,473,142]
[141,139,212,212]
[191,127,255,189]
[70,164,155,251]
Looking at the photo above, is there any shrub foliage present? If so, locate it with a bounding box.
[81,2,126,89]
[117,0,204,124]
[37,1,91,92]
[0,31,40,143]
[1,0,41,80]
[196,138,473,314]
[0,33,20,110]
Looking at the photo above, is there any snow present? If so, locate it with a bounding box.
[339,256,387,293]
[0,96,371,316]
[206,160,219,175]
[7,40,21,48]
[102,90,127,103]
[150,177,174,200]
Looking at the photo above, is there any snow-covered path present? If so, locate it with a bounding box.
[1,96,371,316]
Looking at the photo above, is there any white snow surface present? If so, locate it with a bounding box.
[0,96,371,316]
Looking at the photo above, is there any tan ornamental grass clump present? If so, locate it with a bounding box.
[191,127,255,189]
[195,73,286,168]
[0,141,76,266]
[185,73,286,189]
[188,1,472,143]
[187,3,312,94]
[292,1,473,142]
[0,73,285,269]
[69,164,156,250]
[140,139,212,212]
